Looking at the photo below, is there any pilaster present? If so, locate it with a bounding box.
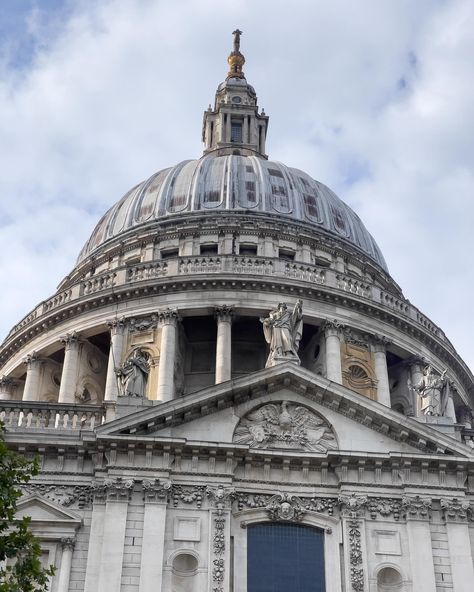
[440,498,474,591]
[402,495,436,592]
[57,537,75,592]
[338,494,368,592]
[139,479,171,592]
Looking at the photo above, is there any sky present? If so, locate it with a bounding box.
[0,0,473,371]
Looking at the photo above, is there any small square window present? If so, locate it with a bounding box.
[239,244,257,256]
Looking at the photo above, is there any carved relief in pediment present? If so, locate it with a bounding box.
[233,401,337,452]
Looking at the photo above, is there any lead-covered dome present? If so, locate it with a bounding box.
[78,154,387,271]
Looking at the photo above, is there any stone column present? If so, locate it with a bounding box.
[58,332,80,404]
[57,537,75,592]
[215,306,233,384]
[444,382,457,422]
[97,479,134,592]
[22,353,43,401]
[104,318,127,404]
[441,498,474,591]
[139,480,170,592]
[225,113,231,143]
[408,357,424,416]
[157,309,180,402]
[323,320,343,384]
[372,336,391,407]
[0,376,16,401]
[402,495,436,592]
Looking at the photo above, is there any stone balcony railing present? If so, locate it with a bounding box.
[0,401,105,432]
[7,255,448,346]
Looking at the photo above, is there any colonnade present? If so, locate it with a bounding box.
[0,309,458,422]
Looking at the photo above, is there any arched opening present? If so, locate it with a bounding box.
[247,522,325,591]
[377,566,402,591]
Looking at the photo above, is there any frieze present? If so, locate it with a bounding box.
[172,485,206,508]
[22,484,93,508]
[128,314,158,333]
[233,401,337,452]
[235,492,338,516]
[367,497,402,521]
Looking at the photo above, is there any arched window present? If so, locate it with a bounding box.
[247,522,325,592]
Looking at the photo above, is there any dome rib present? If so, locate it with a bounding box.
[77,154,388,271]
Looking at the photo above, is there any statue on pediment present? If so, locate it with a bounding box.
[260,300,303,367]
[233,401,337,452]
[414,365,448,416]
[116,348,150,398]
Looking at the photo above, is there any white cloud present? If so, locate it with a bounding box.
[0,0,473,372]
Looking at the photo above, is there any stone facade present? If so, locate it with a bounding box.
[1,31,474,592]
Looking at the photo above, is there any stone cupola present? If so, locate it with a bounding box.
[202,29,269,158]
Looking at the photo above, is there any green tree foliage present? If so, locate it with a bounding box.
[0,424,55,591]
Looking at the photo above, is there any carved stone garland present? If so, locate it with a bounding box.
[207,485,235,592]
[339,494,367,592]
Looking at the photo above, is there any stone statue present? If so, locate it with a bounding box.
[260,300,303,367]
[414,365,448,416]
[116,348,150,398]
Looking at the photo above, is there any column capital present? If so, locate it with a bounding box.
[338,493,367,518]
[142,478,171,503]
[106,316,128,335]
[440,497,470,523]
[405,355,427,369]
[92,478,134,503]
[206,484,236,515]
[370,333,392,353]
[60,331,80,350]
[322,319,345,338]
[60,537,76,550]
[158,308,181,327]
[402,494,432,520]
[22,351,43,368]
[215,305,234,323]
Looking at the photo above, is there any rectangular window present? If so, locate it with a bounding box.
[279,248,295,261]
[200,244,218,256]
[239,244,257,256]
[161,248,178,259]
[231,122,243,143]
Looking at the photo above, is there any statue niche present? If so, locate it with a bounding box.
[116,348,150,398]
[233,401,337,452]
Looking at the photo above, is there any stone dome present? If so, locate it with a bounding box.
[77,154,388,271]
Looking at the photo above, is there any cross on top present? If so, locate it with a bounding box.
[232,29,243,52]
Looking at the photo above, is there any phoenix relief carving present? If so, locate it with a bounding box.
[233,401,337,452]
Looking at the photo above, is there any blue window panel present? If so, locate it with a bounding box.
[247,523,326,592]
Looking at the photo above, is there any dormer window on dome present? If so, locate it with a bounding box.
[202,29,269,158]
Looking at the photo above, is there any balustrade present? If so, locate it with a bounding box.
[4,254,448,349]
[0,401,104,431]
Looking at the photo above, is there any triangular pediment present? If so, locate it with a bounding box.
[98,363,473,458]
[16,494,82,526]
